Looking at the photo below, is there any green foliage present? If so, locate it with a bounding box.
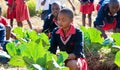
[111,33,120,46]
[6,27,68,70]
[27,0,36,16]
[114,51,120,67]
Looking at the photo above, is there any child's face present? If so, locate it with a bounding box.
[109,3,120,15]
[58,13,73,29]
[51,4,60,17]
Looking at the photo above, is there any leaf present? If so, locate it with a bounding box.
[87,28,104,44]
[6,42,17,57]
[8,56,26,67]
[13,27,25,39]
[57,52,68,66]
[0,50,11,58]
[111,33,120,46]
[27,30,39,41]
[114,51,120,67]
[47,58,61,70]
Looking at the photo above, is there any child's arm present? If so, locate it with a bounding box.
[68,0,75,11]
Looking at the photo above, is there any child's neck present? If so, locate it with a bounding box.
[63,26,70,36]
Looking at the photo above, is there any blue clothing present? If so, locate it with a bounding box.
[49,28,85,58]
[42,14,58,33]
[94,4,120,28]
[0,23,6,44]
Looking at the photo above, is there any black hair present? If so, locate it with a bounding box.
[51,1,61,9]
[59,8,74,18]
[109,0,119,5]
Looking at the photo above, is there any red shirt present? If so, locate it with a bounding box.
[0,17,8,26]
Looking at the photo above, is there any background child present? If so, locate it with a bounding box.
[0,6,11,40]
[94,0,120,39]
[6,0,16,27]
[49,8,88,70]
[42,2,61,38]
[79,0,94,27]
[15,0,32,29]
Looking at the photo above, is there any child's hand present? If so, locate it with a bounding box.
[67,53,76,60]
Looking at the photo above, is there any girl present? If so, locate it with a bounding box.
[42,2,61,38]
[94,0,120,39]
[15,0,32,29]
[49,8,88,70]
[6,0,16,27]
[79,0,94,27]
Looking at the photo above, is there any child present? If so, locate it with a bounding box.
[0,6,11,40]
[42,2,61,38]
[94,0,120,39]
[0,23,10,64]
[49,9,88,70]
[15,0,32,29]
[0,6,16,40]
[6,0,16,27]
[79,0,94,27]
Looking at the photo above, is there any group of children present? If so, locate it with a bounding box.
[1,0,120,70]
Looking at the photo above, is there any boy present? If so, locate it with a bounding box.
[49,9,88,70]
[42,2,61,38]
[94,0,120,39]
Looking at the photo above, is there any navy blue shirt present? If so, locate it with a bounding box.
[94,4,120,28]
[42,14,58,33]
[0,23,6,44]
[49,27,85,58]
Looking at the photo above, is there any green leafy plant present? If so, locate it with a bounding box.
[6,27,69,70]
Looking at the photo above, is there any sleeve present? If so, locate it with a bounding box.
[49,28,58,54]
[94,5,105,27]
[2,18,8,26]
[116,10,120,28]
[73,30,85,58]
[42,16,51,33]
[0,24,6,43]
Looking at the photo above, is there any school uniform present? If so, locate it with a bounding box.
[49,25,88,70]
[15,0,30,22]
[79,0,94,14]
[94,4,120,30]
[7,0,16,19]
[42,14,58,33]
[96,0,104,11]
[0,17,8,26]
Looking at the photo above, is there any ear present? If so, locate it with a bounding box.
[71,18,73,23]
